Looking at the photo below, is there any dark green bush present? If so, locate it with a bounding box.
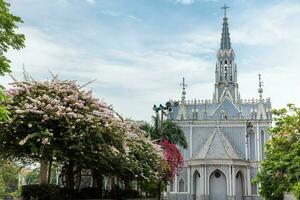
[21,184,62,200]
[22,184,141,200]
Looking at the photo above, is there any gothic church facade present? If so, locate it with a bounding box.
[166,8,272,200]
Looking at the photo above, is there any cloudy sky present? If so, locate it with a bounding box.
[3,0,300,121]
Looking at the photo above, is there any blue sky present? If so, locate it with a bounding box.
[3,0,300,121]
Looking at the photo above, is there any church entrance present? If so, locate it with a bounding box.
[235,171,244,200]
[193,170,200,200]
[209,170,227,200]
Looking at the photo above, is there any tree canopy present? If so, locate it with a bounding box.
[0,77,164,188]
[0,0,25,120]
[254,104,300,200]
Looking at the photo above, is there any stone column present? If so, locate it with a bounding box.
[245,167,251,200]
[187,166,191,193]
[257,124,260,161]
[245,125,249,160]
[175,174,178,192]
[190,126,193,158]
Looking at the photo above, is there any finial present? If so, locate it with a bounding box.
[180,77,188,103]
[258,74,264,100]
[221,4,229,18]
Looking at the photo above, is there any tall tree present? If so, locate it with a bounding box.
[141,116,188,149]
[141,116,186,199]
[254,104,300,200]
[0,0,25,120]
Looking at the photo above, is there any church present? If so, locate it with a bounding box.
[166,6,272,200]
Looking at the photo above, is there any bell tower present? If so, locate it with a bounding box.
[213,5,239,103]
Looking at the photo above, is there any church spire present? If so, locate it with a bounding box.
[258,74,264,101]
[180,77,187,103]
[214,4,239,103]
[220,4,231,50]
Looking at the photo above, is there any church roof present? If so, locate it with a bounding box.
[193,127,240,160]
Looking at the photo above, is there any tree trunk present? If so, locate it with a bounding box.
[40,158,49,184]
[65,162,75,189]
[74,166,82,190]
[47,159,53,184]
[157,181,162,200]
[92,170,98,188]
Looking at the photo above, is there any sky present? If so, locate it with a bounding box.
[2,0,300,121]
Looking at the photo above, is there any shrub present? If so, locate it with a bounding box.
[21,184,61,200]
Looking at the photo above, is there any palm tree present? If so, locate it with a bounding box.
[141,115,187,149]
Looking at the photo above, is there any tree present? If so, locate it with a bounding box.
[0,0,25,120]
[254,104,300,200]
[141,116,186,199]
[0,77,127,185]
[141,116,188,148]
[0,76,164,195]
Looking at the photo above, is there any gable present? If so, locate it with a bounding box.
[212,97,240,119]
[193,128,240,160]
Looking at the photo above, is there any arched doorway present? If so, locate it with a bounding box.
[193,170,200,198]
[235,171,244,199]
[209,170,227,200]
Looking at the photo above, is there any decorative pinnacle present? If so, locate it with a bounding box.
[221,4,229,18]
[180,77,188,102]
[258,74,264,100]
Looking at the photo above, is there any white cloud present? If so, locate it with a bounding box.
[175,0,194,5]
[85,0,95,5]
[101,10,121,17]
[230,2,300,109]
[4,26,215,121]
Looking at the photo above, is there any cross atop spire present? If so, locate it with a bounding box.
[180,77,188,102]
[220,4,231,50]
[258,74,264,100]
[221,4,229,18]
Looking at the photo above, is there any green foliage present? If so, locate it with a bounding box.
[21,184,62,200]
[25,170,39,185]
[292,182,300,200]
[141,116,188,149]
[0,0,25,121]
[0,161,19,193]
[254,104,300,200]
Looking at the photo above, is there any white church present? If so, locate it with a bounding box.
[166,6,272,200]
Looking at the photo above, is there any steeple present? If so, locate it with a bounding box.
[258,74,264,101]
[213,5,239,103]
[257,74,267,120]
[177,77,188,120]
[220,4,231,50]
[180,77,187,103]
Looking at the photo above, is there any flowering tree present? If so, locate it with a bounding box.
[160,140,184,181]
[0,77,164,192]
[0,78,126,184]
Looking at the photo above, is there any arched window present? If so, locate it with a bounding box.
[249,131,256,160]
[169,181,174,192]
[261,130,265,160]
[224,66,228,80]
[178,179,184,192]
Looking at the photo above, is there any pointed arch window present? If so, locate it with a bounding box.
[178,179,185,192]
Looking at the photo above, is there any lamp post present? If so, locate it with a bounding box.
[153,101,177,137]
